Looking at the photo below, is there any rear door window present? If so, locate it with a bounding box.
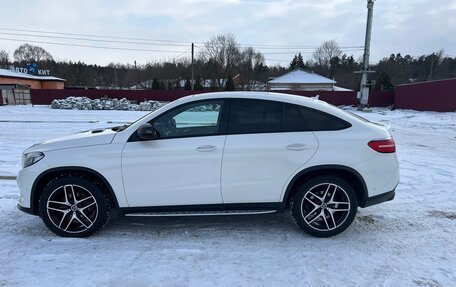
[228,99,283,134]
[227,99,349,134]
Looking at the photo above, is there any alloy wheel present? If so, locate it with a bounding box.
[300,183,351,232]
[46,184,98,234]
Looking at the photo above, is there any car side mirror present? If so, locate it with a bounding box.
[137,123,159,140]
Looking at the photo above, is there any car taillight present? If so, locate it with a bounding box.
[368,138,396,153]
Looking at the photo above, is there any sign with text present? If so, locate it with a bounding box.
[10,64,50,76]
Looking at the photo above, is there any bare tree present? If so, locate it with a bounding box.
[313,40,342,77]
[13,44,54,63]
[201,33,241,89]
[239,47,265,90]
[0,50,9,68]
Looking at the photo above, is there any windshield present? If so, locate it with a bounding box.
[111,101,171,132]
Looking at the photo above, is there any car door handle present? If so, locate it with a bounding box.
[286,143,308,151]
[196,145,217,152]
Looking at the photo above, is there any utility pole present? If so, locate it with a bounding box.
[357,0,375,107]
[134,60,139,89]
[191,43,194,91]
[428,53,435,81]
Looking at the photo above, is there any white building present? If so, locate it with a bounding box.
[268,68,351,91]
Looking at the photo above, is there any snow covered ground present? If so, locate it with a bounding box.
[0,104,455,286]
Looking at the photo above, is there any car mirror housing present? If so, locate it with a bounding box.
[137,123,159,140]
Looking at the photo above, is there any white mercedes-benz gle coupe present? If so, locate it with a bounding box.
[17,92,399,237]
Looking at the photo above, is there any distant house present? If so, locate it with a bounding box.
[268,68,351,91]
[0,68,65,89]
[0,68,65,105]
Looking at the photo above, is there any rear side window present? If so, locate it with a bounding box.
[283,104,308,132]
[300,108,349,131]
[227,99,349,134]
[228,99,282,134]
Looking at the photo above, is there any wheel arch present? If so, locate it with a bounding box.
[30,166,120,215]
[283,165,368,208]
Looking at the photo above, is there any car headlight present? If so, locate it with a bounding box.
[23,152,45,168]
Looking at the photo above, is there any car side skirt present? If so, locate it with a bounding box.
[118,202,286,215]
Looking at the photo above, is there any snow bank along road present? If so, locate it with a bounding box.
[0,105,455,287]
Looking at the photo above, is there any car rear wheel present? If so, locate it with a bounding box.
[292,175,358,237]
[39,176,109,237]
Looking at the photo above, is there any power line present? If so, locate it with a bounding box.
[239,43,364,50]
[261,49,364,55]
[172,48,191,61]
[0,27,364,51]
[264,58,291,63]
[0,37,188,53]
[0,27,199,44]
[0,32,190,47]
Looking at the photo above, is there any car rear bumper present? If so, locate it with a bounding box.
[362,188,396,208]
[17,204,35,215]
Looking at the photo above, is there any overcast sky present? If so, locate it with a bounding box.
[1,0,455,66]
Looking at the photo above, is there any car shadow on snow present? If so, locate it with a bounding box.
[99,211,394,240]
[8,208,400,240]
[105,212,297,237]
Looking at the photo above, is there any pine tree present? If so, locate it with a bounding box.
[374,72,394,91]
[225,74,235,91]
[289,55,298,70]
[175,79,181,90]
[194,75,203,90]
[289,52,305,70]
[152,77,160,90]
[184,77,192,90]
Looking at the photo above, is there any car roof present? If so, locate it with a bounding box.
[176,91,360,125]
[119,91,366,140]
[181,91,324,107]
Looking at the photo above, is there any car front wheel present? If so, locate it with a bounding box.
[39,176,109,237]
[292,175,358,237]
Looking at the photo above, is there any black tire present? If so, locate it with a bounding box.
[39,176,109,237]
[291,175,358,237]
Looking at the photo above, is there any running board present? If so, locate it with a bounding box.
[124,210,277,217]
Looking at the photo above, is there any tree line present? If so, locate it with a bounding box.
[1,34,455,91]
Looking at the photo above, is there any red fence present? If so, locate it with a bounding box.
[30,89,360,106]
[274,90,397,107]
[264,90,358,106]
[368,91,395,107]
[30,87,455,111]
[395,79,456,112]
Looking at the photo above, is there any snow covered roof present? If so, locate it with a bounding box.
[333,86,353,91]
[0,68,65,81]
[268,68,336,84]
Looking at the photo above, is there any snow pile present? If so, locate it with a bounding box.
[50,96,168,111]
[189,104,220,112]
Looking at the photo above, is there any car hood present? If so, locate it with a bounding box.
[24,128,118,153]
